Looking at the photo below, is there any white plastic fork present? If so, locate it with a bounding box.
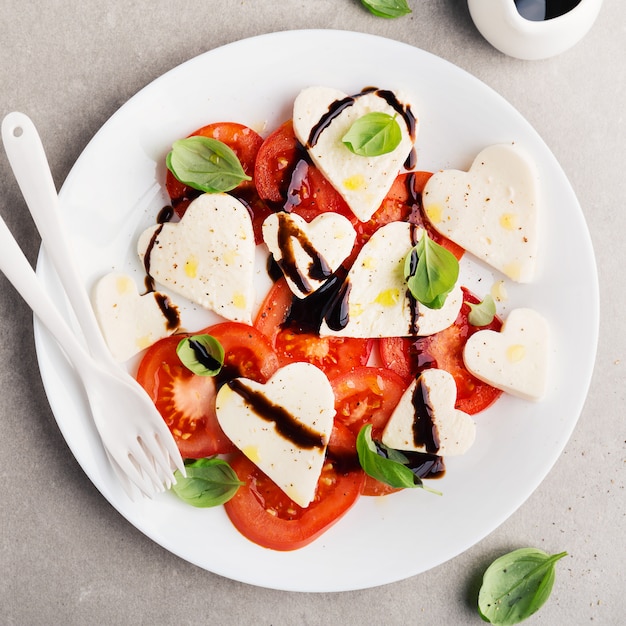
[1,111,185,498]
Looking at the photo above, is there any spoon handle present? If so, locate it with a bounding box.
[1,112,112,365]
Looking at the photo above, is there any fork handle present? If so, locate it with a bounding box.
[0,209,93,375]
[1,112,113,365]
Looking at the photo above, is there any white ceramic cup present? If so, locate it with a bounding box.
[467,0,604,60]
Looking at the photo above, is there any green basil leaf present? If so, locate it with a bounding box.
[360,0,411,18]
[467,294,497,326]
[404,231,459,309]
[176,334,224,376]
[478,548,568,625]
[356,425,441,494]
[172,457,243,508]
[342,112,403,157]
[166,136,251,193]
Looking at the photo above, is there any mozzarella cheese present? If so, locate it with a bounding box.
[320,221,462,338]
[422,144,539,283]
[262,211,356,298]
[92,272,180,362]
[137,193,255,324]
[463,307,549,401]
[382,369,476,456]
[292,86,417,223]
[215,362,335,508]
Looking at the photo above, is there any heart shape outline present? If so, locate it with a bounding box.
[215,362,335,507]
[463,307,549,401]
[262,211,356,298]
[382,368,476,456]
[92,272,179,362]
[292,86,417,223]
[137,193,255,323]
[422,143,539,283]
[320,221,463,338]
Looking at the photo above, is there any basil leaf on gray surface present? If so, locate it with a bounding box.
[361,0,412,18]
[478,548,568,624]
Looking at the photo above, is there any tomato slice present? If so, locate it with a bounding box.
[224,453,364,551]
[351,172,464,262]
[330,366,407,440]
[253,277,372,378]
[379,288,504,415]
[136,333,234,459]
[254,120,354,221]
[330,366,408,497]
[200,321,280,384]
[254,120,300,204]
[136,322,280,459]
[165,121,270,242]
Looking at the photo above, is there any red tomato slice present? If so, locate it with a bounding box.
[136,333,234,459]
[327,420,358,460]
[379,289,504,415]
[224,453,364,551]
[254,120,354,221]
[330,366,407,497]
[200,321,280,384]
[253,277,372,378]
[165,122,270,242]
[166,121,263,209]
[136,322,279,459]
[352,172,464,262]
[330,366,407,440]
[254,120,300,204]
[253,276,294,344]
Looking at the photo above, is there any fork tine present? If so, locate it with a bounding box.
[105,448,147,501]
[139,432,178,487]
[153,423,186,477]
[114,444,165,496]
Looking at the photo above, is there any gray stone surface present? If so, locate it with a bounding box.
[1,1,623,623]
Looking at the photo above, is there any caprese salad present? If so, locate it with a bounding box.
[92,85,550,551]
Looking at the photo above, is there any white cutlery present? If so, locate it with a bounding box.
[1,111,185,498]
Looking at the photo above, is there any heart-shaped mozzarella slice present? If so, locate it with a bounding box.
[215,362,335,508]
[320,221,462,338]
[382,369,476,456]
[463,308,549,401]
[262,211,356,298]
[137,193,255,323]
[292,86,417,223]
[92,272,180,362]
[422,144,539,283]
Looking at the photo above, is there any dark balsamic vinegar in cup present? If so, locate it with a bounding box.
[514,0,583,21]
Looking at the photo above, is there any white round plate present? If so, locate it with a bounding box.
[34,30,598,592]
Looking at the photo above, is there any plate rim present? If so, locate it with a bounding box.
[33,28,599,592]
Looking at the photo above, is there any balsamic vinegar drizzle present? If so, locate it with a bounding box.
[154,293,180,330]
[142,205,181,329]
[411,377,440,454]
[403,450,445,479]
[283,158,310,212]
[306,86,417,149]
[227,378,325,449]
[285,265,351,333]
[405,173,429,335]
[274,212,332,295]
[188,338,222,371]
